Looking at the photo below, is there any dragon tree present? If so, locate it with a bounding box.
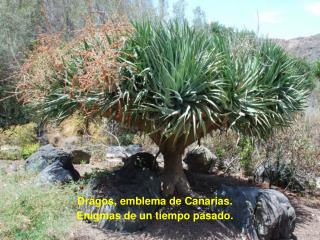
[20,21,312,196]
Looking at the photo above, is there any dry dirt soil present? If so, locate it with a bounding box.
[72,160,320,240]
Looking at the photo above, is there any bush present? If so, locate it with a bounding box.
[0,122,37,146]
[0,86,31,128]
[0,123,39,160]
[118,132,135,145]
[215,146,227,170]
[203,131,242,173]
[238,137,254,176]
[262,115,320,192]
[313,59,320,79]
[21,143,40,159]
[0,171,78,240]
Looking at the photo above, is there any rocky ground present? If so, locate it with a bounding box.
[1,159,319,240]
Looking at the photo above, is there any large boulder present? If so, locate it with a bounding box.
[36,161,80,185]
[25,144,80,184]
[184,146,217,173]
[106,144,143,158]
[80,153,160,232]
[122,152,158,171]
[254,190,295,240]
[25,144,70,172]
[214,185,296,240]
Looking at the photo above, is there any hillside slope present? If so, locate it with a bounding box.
[275,34,320,62]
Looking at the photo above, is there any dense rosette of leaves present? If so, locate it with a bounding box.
[21,21,313,142]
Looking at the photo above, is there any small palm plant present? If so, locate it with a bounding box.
[20,21,312,196]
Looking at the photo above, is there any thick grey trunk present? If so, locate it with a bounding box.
[161,151,196,197]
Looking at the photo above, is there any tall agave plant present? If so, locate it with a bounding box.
[22,21,312,196]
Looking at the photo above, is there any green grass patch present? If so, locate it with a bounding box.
[0,170,79,240]
[0,143,40,161]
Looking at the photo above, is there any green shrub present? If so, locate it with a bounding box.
[0,122,38,146]
[118,133,135,145]
[313,59,320,79]
[21,143,40,159]
[0,123,39,160]
[238,137,254,176]
[215,146,226,170]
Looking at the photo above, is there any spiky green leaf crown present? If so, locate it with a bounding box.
[37,20,313,142]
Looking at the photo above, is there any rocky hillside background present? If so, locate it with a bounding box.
[275,34,320,62]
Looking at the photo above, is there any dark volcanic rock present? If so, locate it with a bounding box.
[184,146,217,173]
[80,154,160,232]
[254,190,295,240]
[122,152,158,171]
[25,144,80,184]
[36,161,80,185]
[215,185,295,240]
[25,144,70,172]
